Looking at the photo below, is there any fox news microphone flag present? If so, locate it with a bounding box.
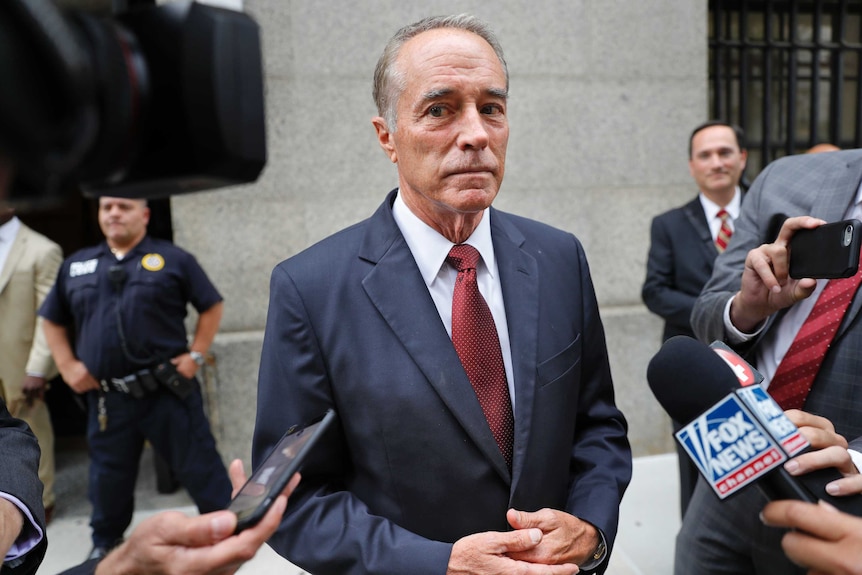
[647,336,862,514]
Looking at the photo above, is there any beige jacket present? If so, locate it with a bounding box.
[0,223,62,401]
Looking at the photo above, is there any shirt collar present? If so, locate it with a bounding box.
[391,190,496,287]
[699,186,742,221]
[100,234,152,258]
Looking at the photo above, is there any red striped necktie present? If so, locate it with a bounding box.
[715,208,733,253]
[768,248,862,409]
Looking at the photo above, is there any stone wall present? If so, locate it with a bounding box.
[172,0,708,466]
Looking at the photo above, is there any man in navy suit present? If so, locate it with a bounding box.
[253,14,631,575]
[642,121,748,342]
[641,121,747,516]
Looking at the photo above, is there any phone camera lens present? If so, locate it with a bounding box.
[844,225,854,246]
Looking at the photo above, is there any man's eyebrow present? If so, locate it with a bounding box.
[487,87,508,100]
[422,88,453,101]
[421,87,509,101]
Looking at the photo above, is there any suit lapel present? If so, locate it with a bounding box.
[681,196,717,261]
[0,225,27,295]
[490,210,538,493]
[756,158,862,349]
[826,156,862,339]
[809,156,862,222]
[359,193,511,481]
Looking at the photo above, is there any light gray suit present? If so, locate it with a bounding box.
[676,149,862,575]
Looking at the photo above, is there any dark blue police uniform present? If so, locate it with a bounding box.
[40,235,231,548]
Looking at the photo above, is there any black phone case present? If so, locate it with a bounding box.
[229,409,336,533]
[789,219,862,279]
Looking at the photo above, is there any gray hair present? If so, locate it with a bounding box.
[372,14,509,132]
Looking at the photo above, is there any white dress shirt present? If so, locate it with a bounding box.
[391,191,516,409]
[0,216,21,274]
[700,187,742,243]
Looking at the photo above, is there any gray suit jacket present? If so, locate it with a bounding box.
[692,149,862,441]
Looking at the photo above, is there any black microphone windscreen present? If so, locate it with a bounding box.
[646,336,740,424]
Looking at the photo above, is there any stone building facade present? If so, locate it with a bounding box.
[172,1,708,465]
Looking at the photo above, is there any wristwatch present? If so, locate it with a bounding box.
[190,351,206,366]
[591,539,607,563]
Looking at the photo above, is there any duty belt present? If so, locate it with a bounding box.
[100,377,133,395]
[99,363,196,400]
[99,367,161,399]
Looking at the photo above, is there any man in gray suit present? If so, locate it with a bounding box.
[677,149,862,574]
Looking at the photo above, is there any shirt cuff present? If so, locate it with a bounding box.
[723,295,766,344]
[578,527,607,572]
[0,493,44,563]
[849,449,862,473]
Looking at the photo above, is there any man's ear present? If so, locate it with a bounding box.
[372,117,397,164]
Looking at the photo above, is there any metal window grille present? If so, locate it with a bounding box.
[710,0,862,174]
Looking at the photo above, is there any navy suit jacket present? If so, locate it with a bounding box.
[0,400,45,575]
[642,196,719,341]
[253,191,632,575]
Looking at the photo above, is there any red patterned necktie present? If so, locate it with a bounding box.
[715,209,733,252]
[447,244,514,468]
[769,248,862,409]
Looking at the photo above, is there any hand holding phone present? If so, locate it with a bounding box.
[789,219,862,279]
[227,409,336,533]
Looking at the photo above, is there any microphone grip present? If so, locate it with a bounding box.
[757,467,818,503]
[757,463,862,515]
[794,466,862,515]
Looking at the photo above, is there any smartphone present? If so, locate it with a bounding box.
[789,219,862,279]
[228,409,336,533]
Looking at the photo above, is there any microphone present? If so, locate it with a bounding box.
[647,336,862,513]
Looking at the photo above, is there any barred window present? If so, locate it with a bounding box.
[710,0,862,173]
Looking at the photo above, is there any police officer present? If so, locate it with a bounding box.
[39,196,231,561]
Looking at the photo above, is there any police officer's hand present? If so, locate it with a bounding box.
[21,376,47,406]
[59,360,100,394]
[171,354,198,379]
